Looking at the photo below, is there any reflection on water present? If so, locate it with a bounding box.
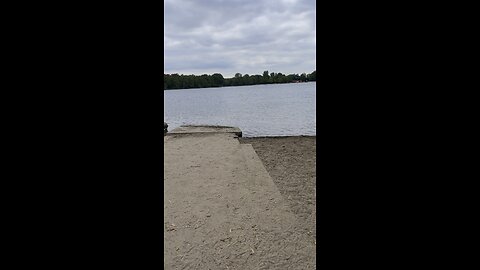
[164,82,316,137]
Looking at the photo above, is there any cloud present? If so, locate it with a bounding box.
[164,0,316,78]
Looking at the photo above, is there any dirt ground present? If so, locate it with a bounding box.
[164,133,316,269]
[240,136,316,244]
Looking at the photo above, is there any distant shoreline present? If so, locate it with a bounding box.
[164,80,316,91]
[164,70,316,90]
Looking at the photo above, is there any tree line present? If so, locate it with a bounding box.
[164,70,316,90]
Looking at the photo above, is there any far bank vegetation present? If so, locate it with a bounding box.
[164,70,316,90]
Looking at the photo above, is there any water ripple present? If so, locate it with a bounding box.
[164,82,316,137]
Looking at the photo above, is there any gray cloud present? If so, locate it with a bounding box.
[165,0,316,78]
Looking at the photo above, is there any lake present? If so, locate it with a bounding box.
[164,82,316,137]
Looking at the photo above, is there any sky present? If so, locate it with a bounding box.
[164,0,316,78]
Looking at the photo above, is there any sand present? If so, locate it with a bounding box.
[164,134,316,269]
[240,136,316,245]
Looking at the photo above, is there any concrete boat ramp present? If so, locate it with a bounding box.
[164,126,315,269]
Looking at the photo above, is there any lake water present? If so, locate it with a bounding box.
[164,82,316,137]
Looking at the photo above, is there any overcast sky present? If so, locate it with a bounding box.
[164,0,316,78]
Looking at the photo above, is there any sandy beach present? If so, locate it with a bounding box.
[240,136,316,245]
[164,132,316,269]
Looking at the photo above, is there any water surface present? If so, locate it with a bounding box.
[164,82,316,137]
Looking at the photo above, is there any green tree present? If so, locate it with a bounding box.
[243,74,252,85]
[211,73,224,87]
[307,70,316,81]
[164,69,316,90]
